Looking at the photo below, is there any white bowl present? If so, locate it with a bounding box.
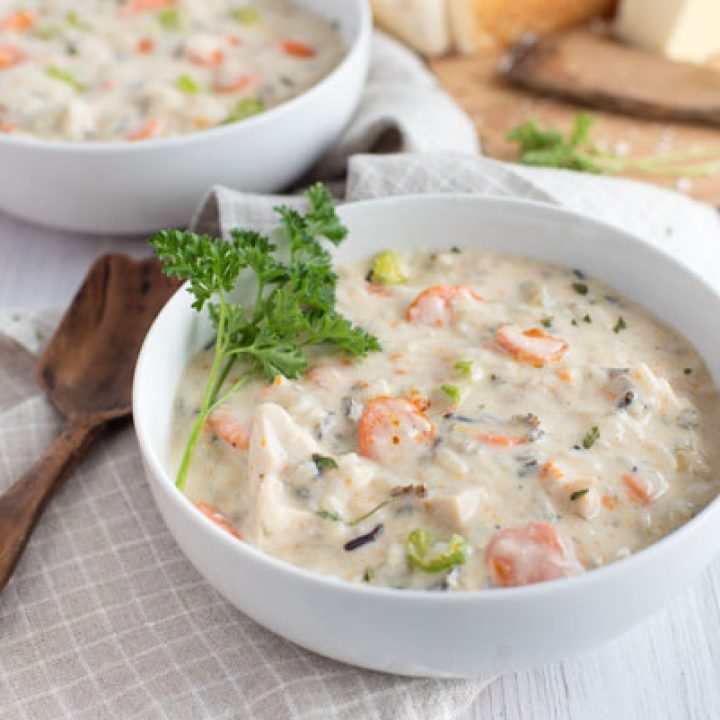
[133,195,720,677]
[0,0,371,235]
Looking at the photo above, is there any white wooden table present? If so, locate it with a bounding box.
[2,209,718,720]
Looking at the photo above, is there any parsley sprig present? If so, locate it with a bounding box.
[508,114,720,177]
[151,184,381,489]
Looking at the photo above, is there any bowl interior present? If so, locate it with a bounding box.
[135,193,720,527]
[0,0,369,153]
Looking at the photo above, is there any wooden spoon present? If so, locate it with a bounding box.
[0,254,179,592]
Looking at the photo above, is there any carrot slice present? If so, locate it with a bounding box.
[622,472,668,505]
[496,325,569,366]
[0,10,36,32]
[406,285,481,327]
[365,282,392,297]
[540,460,564,480]
[281,38,316,58]
[486,522,584,587]
[188,48,223,67]
[216,73,257,94]
[601,495,618,510]
[475,433,527,447]
[208,407,250,450]
[136,36,156,54]
[126,117,160,141]
[0,121,16,133]
[196,502,242,540]
[0,45,23,69]
[358,396,434,465]
[121,0,173,15]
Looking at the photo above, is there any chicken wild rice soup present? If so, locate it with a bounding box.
[171,247,720,591]
[0,0,344,141]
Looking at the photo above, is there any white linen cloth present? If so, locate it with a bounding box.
[2,29,720,720]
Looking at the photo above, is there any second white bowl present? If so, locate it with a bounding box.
[0,0,371,234]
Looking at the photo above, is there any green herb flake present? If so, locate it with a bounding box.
[175,75,200,95]
[571,319,578,327]
[230,6,260,23]
[224,97,265,124]
[312,453,338,474]
[315,509,343,522]
[583,314,592,323]
[453,360,474,378]
[151,183,381,489]
[450,246,462,254]
[34,25,60,40]
[45,64,84,91]
[406,529,468,573]
[684,367,693,376]
[582,425,600,449]
[347,499,391,526]
[65,11,91,31]
[158,7,183,30]
[369,250,408,285]
[362,567,375,583]
[570,488,590,501]
[540,316,554,328]
[614,316,627,333]
[572,282,589,295]
[441,384,462,405]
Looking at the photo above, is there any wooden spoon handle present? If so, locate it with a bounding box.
[0,420,106,593]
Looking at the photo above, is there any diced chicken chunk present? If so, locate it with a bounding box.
[561,480,601,520]
[424,487,486,532]
[245,403,318,546]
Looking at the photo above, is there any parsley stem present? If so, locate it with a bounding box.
[175,369,254,490]
[210,355,237,406]
[201,294,228,415]
[209,369,254,411]
[177,294,229,489]
[176,409,208,491]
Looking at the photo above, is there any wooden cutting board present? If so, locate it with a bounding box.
[430,31,720,205]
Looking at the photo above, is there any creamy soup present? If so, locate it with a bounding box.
[172,249,720,591]
[0,0,344,141]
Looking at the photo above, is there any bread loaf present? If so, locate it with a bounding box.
[449,0,617,53]
[370,0,451,56]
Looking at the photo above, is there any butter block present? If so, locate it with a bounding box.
[616,0,720,64]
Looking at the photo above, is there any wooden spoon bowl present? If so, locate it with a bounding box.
[0,254,179,592]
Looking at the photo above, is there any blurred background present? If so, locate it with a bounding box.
[372,0,720,204]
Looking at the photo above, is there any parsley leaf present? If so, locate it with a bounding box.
[151,184,381,489]
[312,454,338,475]
[507,114,602,173]
[509,113,720,177]
[582,426,600,449]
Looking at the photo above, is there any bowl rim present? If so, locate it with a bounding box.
[0,0,371,155]
[133,192,720,605]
